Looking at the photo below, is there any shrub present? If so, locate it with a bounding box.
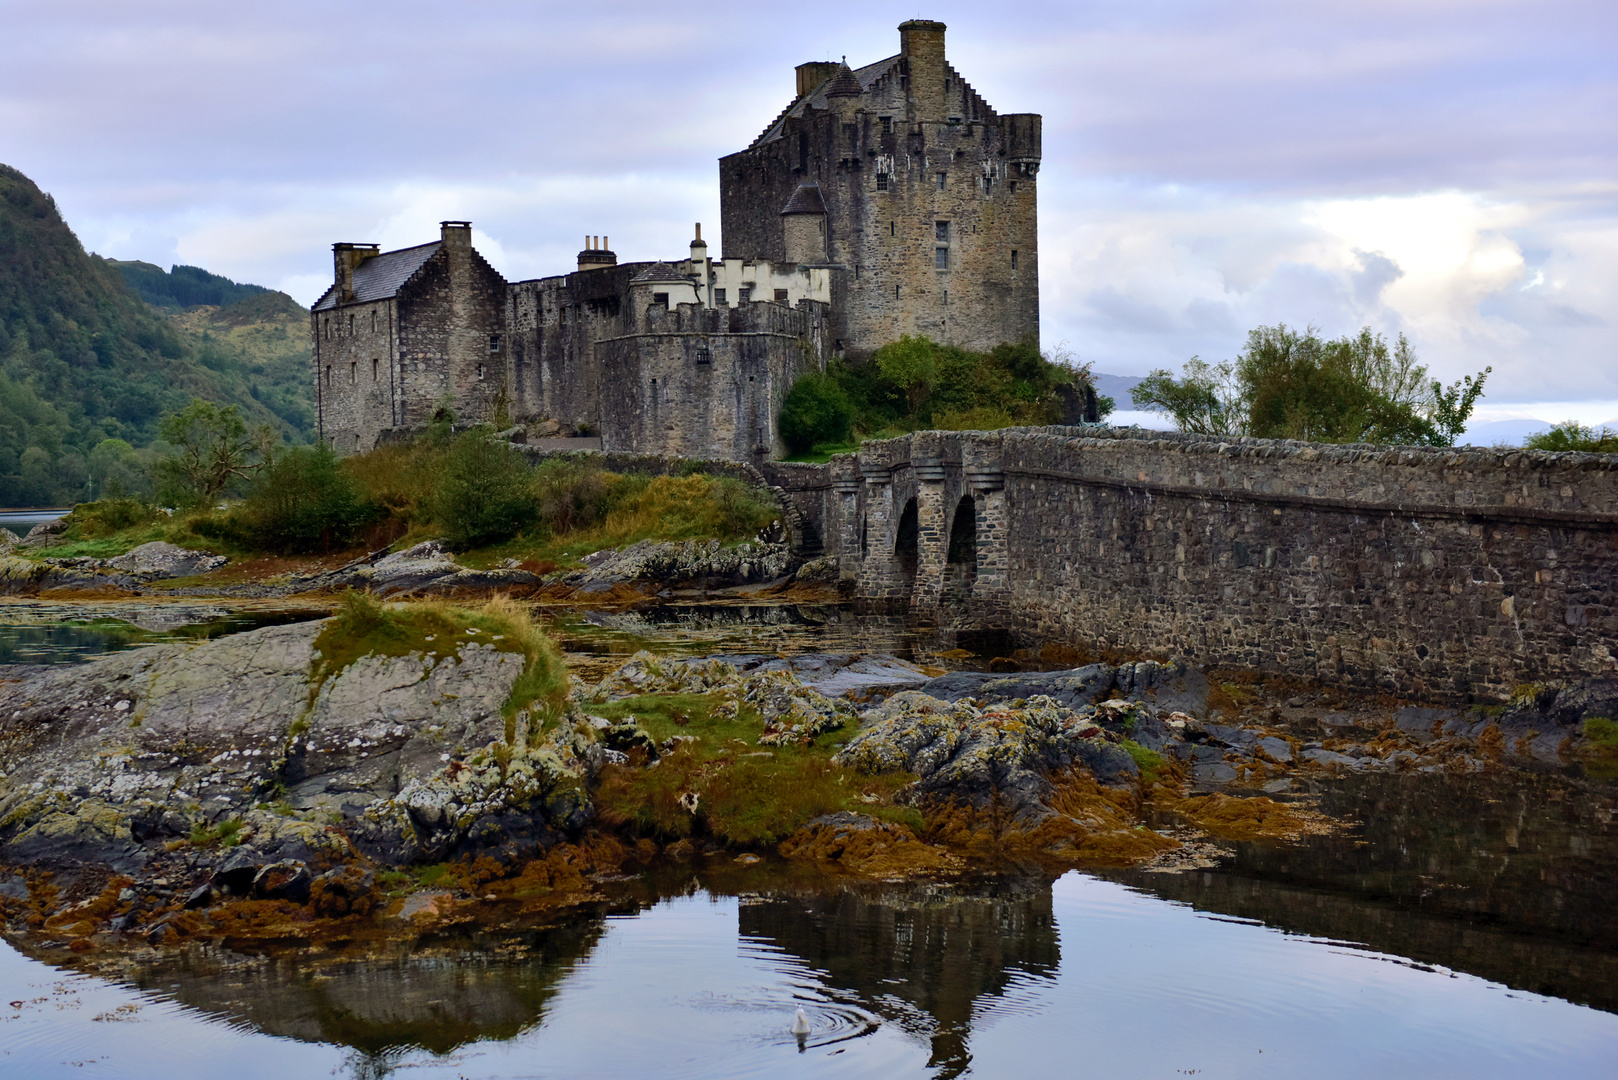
[245,442,375,553]
[428,429,539,549]
[531,458,617,534]
[779,371,855,453]
[61,498,158,538]
[1525,422,1618,454]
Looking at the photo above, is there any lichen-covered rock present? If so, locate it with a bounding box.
[323,540,543,598]
[0,617,588,885]
[104,541,227,578]
[918,658,1209,716]
[837,691,1144,827]
[569,537,797,591]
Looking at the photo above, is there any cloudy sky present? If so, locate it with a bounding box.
[4,0,1614,420]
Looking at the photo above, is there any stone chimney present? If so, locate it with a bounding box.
[795,61,840,99]
[577,234,617,273]
[440,220,472,253]
[898,19,947,121]
[332,243,379,304]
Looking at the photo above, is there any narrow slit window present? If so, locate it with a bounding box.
[349,362,356,384]
[936,173,946,191]
[372,358,379,381]
[895,284,901,300]
[477,363,486,380]
[889,221,895,237]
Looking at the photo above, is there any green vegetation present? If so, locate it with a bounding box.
[310,591,567,728]
[189,817,244,848]
[1583,717,1618,749]
[153,399,274,508]
[590,691,917,846]
[110,260,273,310]
[779,336,1090,458]
[1131,324,1489,446]
[238,442,375,553]
[1524,422,1618,453]
[0,163,313,505]
[1122,740,1166,782]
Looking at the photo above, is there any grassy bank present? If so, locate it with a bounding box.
[26,429,781,570]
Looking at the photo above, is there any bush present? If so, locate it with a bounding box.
[245,442,375,553]
[779,371,855,453]
[61,498,158,538]
[428,429,538,549]
[531,458,617,534]
[1525,422,1618,453]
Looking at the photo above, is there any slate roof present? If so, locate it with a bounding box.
[780,184,827,215]
[312,241,442,311]
[630,262,690,283]
[750,55,902,148]
[824,62,863,97]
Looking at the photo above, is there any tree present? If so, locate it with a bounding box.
[1132,324,1490,447]
[779,371,854,453]
[153,399,274,507]
[873,336,941,416]
[429,428,538,549]
[245,442,375,552]
[1524,421,1618,453]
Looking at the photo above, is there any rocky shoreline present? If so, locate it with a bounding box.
[3,597,1614,960]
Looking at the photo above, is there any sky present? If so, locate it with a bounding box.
[3,0,1614,417]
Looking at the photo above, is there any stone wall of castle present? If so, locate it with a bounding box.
[313,299,397,454]
[719,20,1039,357]
[396,229,508,430]
[596,300,828,462]
[765,428,1618,702]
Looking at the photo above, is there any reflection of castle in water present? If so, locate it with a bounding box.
[737,880,1059,1075]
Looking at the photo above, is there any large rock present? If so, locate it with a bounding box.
[105,541,227,578]
[325,540,542,598]
[568,538,797,592]
[836,691,1144,826]
[918,659,1209,715]
[0,617,581,877]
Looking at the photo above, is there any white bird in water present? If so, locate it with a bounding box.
[792,1008,811,1035]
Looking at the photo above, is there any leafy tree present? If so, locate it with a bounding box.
[873,336,941,415]
[154,399,273,507]
[779,371,855,453]
[1132,324,1490,446]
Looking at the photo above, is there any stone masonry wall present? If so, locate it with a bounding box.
[777,426,1618,703]
[395,233,508,430]
[312,299,397,453]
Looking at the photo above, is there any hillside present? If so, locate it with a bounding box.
[109,259,274,310]
[0,164,314,505]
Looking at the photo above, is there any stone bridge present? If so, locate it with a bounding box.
[763,426,1618,703]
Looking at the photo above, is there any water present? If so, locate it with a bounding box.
[0,509,66,536]
[2,599,1616,1076]
[3,868,1614,1079]
[0,601,326,666]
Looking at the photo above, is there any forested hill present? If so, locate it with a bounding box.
[0,164,314,505]
[109,259,274,310]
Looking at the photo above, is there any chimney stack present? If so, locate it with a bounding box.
[578,233,617,273]
[795,60,841,99]
[898,19,948,120]
[440,220,472,252]
[332,242,380,304]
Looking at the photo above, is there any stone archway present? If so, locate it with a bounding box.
[895,497,919,591]
[944,494,977,602]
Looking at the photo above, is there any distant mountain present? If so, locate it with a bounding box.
[1090,372,1146,405]
[109,259,273,310]
[0,163,313,505]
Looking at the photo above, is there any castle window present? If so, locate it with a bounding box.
[325,365,331,387]
[889,221,895,236]
[652,292,669,309]
[876,173,889,191]
[1009,180,1017,194]
[323,319,330,340]
[477,364,486,380]
[936,173,947,190]
[943,289,948,305]
[895,284,901,300]
[935,247,950,269]
[880,116,893,135]
[714,288,727,305]
[936,221,950,242]
[774,288,789,303]
[738,287,752,303]
[372,358,379,381]
[488,334,502,353]
[349,362,356,383]
[945,78,952,92]
[696,344,710,366]
[370,310,377,332]
[1011,250,1019,270]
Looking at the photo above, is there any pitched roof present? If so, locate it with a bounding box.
[750,54,902,148]
[825,62,863,97]
[630,262,690,284]
[312,241,441,311]
[780,184,827,215]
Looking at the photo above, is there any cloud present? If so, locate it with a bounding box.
[2,0,1612,404]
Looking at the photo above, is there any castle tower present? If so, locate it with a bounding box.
[718,19,1040,356]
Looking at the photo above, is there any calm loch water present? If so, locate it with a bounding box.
[2,601,1616,1077]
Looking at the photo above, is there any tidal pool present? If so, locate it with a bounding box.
[0,601,325,666]
[3,868,1615,1080]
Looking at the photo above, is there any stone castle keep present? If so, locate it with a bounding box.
[311,20,1039,462]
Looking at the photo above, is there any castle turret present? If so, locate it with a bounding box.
[899,19,948,121]
[781,184,828,265]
